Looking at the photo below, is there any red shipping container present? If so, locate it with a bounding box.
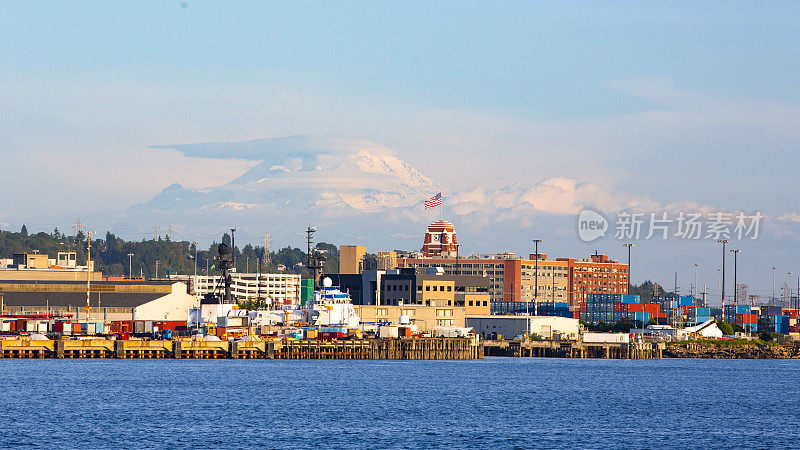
[627,304,644,313]
[736,314,758,323]
[613,303,626,312]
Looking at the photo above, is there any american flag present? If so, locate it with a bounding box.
[424,192,442,208]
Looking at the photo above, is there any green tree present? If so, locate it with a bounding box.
[717,321,734,336]
[20,225,27,236]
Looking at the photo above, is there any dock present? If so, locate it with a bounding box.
[483,340,664,359]
[0,337,483,360]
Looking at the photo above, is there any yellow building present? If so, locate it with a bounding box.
[355,304,469,331]
[377,251,398,271]
[339,245,366,274]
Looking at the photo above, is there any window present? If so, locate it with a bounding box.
[436,309,454,317]
[447,286,452,292]
[437,319,454,326]
[376,308,388,317]
[483,301,488,306]
[469,301,474,306]
[426,286,430,291]
[400,309,415,316]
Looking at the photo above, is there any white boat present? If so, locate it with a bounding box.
[248,277,360,328]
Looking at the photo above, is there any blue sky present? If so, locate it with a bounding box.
[1,1,800,298]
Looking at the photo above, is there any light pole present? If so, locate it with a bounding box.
[693,263,699,300]
[730,250,740,322]
[623,244,635,294]
[192,242,198,296]
[718,239,730,312]
[532,239,542,316]
[127,253,134,280]
[788,272,793,307]
[771,267,777,305]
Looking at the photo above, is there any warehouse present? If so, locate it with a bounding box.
[0,280,197,321]
[466,315,581,340]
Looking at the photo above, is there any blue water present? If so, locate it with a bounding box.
[1,357,798,448]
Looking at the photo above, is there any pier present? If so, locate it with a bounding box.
[0,337,483,360]
[483,340,664,359]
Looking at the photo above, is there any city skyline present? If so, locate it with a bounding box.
[2,2,799,301]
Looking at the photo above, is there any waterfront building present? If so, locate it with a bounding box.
[466,315,580,340]
[0,280,197,321]
[327,268,491,315]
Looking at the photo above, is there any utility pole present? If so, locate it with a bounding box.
[85,230,93,322]
[155,260,160,280]
[153,225,159,241]
[623,243,634,294]
[693,263,699,299]
[718,239,730,311]
[128,252,134,280]
[532,239,542,316]
[230,228,236,271]
[788,272,793,307]
[730,249,740,309]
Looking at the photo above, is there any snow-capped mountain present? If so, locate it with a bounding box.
[135,135,443,214]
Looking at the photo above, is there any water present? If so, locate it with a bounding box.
[1,357,798,448]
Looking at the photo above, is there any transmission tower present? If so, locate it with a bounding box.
[263,233,272,268]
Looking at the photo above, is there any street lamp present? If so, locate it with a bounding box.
[532,239,542,316]
[788,272,793,307]
[693,263,699,300]
[623,244,635,294]
[718,239,730,311]
[730,250,740,323]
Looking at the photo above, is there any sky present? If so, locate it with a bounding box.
[1,1,800,300]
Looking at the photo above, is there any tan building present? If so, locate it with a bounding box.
[355,304,468,331]
[377,251,398,271]
[13,253,49,269]
[339,245,366,274]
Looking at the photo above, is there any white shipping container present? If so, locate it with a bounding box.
[378,326,399,339]
[582,332,630,344]
[36,322,48,334]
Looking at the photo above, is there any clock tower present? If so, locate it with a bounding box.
[422,220,458,257]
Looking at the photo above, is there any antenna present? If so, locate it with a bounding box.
[305,222,324,289]
[153,225,159,240]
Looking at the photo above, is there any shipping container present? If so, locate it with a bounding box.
[582,332,630,344]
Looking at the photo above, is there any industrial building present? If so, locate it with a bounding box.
[0,280,197,321]
[0,252,102,282]
[466,315,581,340]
